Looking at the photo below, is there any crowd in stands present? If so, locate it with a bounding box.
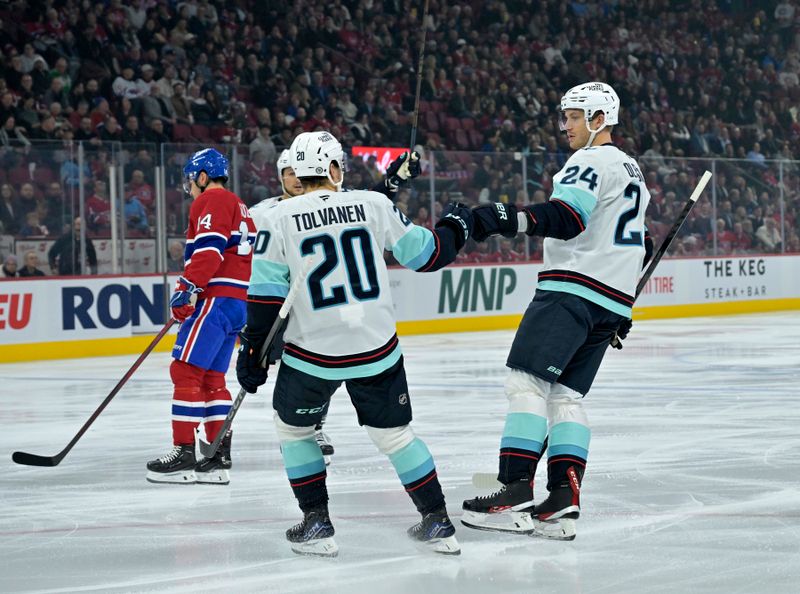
[0,0,799,274]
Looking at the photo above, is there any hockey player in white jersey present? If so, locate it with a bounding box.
[237,131,472,557]
[461,82,653,540]
[249,148,423,463]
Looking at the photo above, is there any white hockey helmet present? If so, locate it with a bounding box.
[560,82,620,147]
[277,149,292,194]
[289,131,346,190]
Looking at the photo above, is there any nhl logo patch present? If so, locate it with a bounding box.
[398,393,408,405]
[316,167,324,174]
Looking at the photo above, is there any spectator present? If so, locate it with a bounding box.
[732,221,753,253]
[48,217,98,275]
[1,254,18,278]
[167,239,184,273]
[121,115,145,143]
[18,251,46,277]
[755,218,782,252]
[124,192,150,233]
[19,211,49,237]
[170,81,193,124]
[249,124,275,161]
[145,118,170,144]
[86,179,111,232]
[97,116,122,141]
[0,183,19,234]
[125,169,154,209]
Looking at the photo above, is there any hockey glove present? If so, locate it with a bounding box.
[435,202,474,250]
[610,318,632,350]
[170,276,202,321]
[385,151,421,191]
[471,202,519,242]
[236,332,269,393]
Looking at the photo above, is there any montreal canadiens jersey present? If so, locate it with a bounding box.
[538,145,651,317]
[249,188,439,380]
[183,188,256,300]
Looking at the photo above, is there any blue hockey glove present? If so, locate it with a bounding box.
[170,276,202,321]
[610,318,632,350]
[436,202,474,250]
[471,202,519,241]
[236,332,269,394]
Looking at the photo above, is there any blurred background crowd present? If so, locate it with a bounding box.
[1,0,798,276]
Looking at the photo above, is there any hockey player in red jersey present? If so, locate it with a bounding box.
[146,148,256,485]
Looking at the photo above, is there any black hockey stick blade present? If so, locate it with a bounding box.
[12,450,63,467]
[12,319,176,467]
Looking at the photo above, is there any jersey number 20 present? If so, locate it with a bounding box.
[301,228,380,309]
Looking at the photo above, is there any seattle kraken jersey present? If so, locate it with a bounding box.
[538,145,651,317]
[249,188,441,380]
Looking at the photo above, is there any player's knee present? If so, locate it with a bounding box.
[547,383,588,425]
[202,370,228,395]
[170,359,205,388]
[505,368,550,411]
[273,411,315,442]
[365,424,415,455]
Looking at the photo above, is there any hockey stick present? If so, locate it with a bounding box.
[408,0,430,151]
[471,170,712,489]
[12,319,177,467]
[198,257,313,458]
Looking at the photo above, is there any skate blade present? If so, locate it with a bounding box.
[146,470,196,484]
[195,469,230,485]
[460,510,535,534]
[529,518,576,541]
[290,537,339,558]
[414,534,461,555]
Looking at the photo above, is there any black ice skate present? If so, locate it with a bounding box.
[196,430,233,484]
[146,445,196,484]
[461,477,536,533]
[407,507,461,555]
[315,427,334,465]
[286,507,338,557]
[529,466,581,541]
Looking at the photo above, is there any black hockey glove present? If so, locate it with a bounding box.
[610,318,632,350]
[236,332,269,393]
[435,202,474,250]
[471,202,519,242]
[385,151,421,191]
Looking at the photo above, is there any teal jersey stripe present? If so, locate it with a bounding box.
[537,281,632,317]
[282,343,402,380]
[389,438,435,485]
[500,436,545,453]
[551,182,597,225]
[549,421,591,451]
[391,226,435,270]
[548,443,589,460]
[281,438,324,469]
[503,412,548,442]
[250,260,290,296]
[286,458,327,480]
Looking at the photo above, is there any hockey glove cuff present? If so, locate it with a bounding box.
[170,276,202,322]
[435,202,474,251]
[471,202,519,242]
[236,332,269,393]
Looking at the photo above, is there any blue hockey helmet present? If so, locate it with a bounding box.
[182,148,229,193]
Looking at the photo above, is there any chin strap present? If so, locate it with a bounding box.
[584,119,608,148]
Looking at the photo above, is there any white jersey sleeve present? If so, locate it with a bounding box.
[539,145,651,317]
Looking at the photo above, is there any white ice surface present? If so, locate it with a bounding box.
[2,312,799,593]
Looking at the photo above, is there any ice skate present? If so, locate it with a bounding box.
[194,428,233,484]
[461,478,536,533]
[146,445,196,484]
[286,507,339,558]
[529,466,581,541]
[407,507,461,555]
